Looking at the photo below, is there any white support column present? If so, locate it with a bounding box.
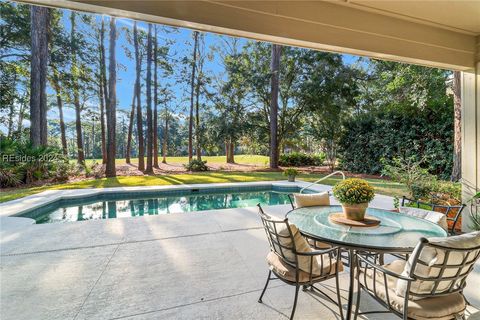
[461,37,479,231]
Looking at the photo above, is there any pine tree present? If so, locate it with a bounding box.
[30,6,49,147]
[105,17,117,177]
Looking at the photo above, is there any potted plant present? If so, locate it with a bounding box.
[333,178,375,221]
[468,192,480,231]
[284,168,298,182]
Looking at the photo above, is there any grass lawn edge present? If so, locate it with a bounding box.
[0,172,407,204]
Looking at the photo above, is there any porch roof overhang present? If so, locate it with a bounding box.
[22,0,480,71]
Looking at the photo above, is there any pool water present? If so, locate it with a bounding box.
[21,186,306,224]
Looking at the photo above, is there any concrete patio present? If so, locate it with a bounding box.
[1,188,479,320]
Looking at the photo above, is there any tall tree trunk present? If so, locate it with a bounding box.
[30,6,49,147]
[98,72,107,163]
[269,44,281,169]
[52,69,67,155]
[145,23,154,174]
[153,26,159,168]
[121,116,127,158]
[134,21,145,171]
[225,140,229,162]
[226,138,235,163]
[195,71,202,161]
[70,12,85,165]
[451,71,462,182]
[105,17,117,177]
[17,92,27,138]
[126,88,136,164]
[7,102,14,138]
[188,31,199,162]
[229,141,235,163]
[99,17,108,164]
[7,73,17,138]
[92,118,96,159]
[162,110,168,164]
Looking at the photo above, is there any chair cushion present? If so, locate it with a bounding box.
[396,231,480,300]
[267,251,343,283]
[294,192,330,208]
[399,206,448,231]
[273,223,322,275]
[360,260,466,320]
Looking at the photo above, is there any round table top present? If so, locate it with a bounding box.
[287,205,448,252]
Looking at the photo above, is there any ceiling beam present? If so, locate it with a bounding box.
[21,0,477,70]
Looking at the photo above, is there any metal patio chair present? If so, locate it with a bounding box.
[401,196,466,235]
[354,232,480,320]
[257,204,344,320]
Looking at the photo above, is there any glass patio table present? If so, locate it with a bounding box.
[286,205,447,320]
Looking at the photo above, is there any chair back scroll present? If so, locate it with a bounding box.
[257,204,299,269]
[406,237,480,299]
[401,196,466,234]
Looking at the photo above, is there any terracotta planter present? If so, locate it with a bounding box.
[342,203,368,221]
[288,175,296,182]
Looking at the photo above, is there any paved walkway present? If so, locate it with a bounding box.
[1,185,478,319]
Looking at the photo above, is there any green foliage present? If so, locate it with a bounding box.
[0,138,72,187]
[356,60,450,113]
[208,38,249,153]
[431,181,461,203]
[299,52,359,171]
[338,60,452,178]
[333,178,375,205]
[184,159,209,172]
[283,168,298,177]
[279,152,325,166]
[0,166,21,187]
[0,2,31,55]
[393,196,400,209]
[382,156,461,203]
[470,194,480,231]
[83,160,98,178]
[339,104,453,178]
[381,157,431,198]
[470,215,480,231]
[471,192,480,202]
[51,160,78,182]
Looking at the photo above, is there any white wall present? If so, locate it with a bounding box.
[461,57,479,231]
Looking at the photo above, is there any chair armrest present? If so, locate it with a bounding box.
[356,254,414,282]
[390,252,408,261]
[287,194,295,210]
[297,247,342,280]
[297,246,340,257]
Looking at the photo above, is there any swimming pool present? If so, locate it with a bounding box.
[20,185,311,224]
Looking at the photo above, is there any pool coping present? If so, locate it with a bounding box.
[0,180,331,219]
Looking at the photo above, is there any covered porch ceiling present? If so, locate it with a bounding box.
[22,0,480,71]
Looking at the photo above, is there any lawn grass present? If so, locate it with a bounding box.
[81,155,270,166]
[0,171,407,203]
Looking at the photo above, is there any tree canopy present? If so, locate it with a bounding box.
[0,2,455,180]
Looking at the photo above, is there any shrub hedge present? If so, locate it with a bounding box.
[338,106,453,179]
[184,159,209,172]
[279,152,325,167]
[0,137,75,187]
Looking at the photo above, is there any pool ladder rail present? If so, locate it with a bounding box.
[299,171,346,194]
